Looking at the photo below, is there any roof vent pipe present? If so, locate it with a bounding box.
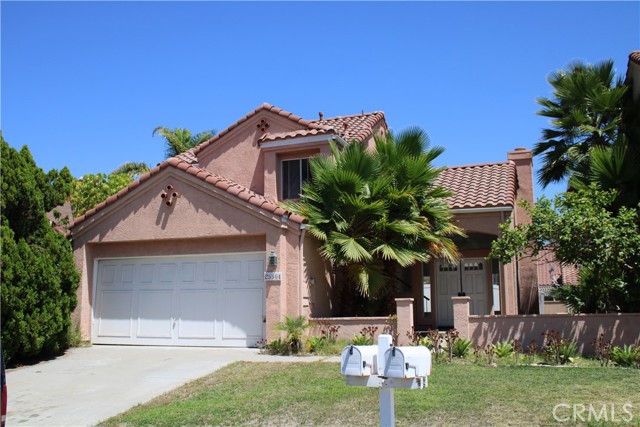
[319,112,323,120]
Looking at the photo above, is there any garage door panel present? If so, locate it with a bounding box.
[247,260,265,282]
[137,290,174,338]
[177,290,217,339]
[224,261,242,282]
[100,264,117,285]
[180,262,197,283]
[222,288,264,340]
[121,264,135,284]
[159,263,177,283]
[97,291,133,337]
[202,262,218,283]
[139,264,155,284]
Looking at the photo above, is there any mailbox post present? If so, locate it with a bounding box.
[340,334,432,426]
[378,334,394,427]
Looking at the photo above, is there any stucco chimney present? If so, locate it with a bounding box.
[507,147,537,314]
[507,148,534,212]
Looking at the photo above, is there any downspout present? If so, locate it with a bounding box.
[298,224,308,317]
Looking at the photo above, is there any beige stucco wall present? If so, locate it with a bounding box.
[72,168,304,341]
[454,297,639,354]
[309,317,392,342]
[197,111,299,195]
[197,110,336,202]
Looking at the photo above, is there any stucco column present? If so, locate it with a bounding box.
[395,298,414,345]
[452,296,471,339]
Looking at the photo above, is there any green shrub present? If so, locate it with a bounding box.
[541,330,576,365]
[274,315,310,355]
[350,334,373,346]
[492,340,514,359]
[263,338,290,355]
[306,336,325,354]
[452,338,472,358]
[611,345,640,368]
[1,139,79,366]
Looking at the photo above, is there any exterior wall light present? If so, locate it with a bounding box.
[268,251,278,267]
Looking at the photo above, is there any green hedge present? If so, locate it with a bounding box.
[1,138,79,365]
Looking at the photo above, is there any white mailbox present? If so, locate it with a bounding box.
[341,345,378,376]
[383,346,431,379]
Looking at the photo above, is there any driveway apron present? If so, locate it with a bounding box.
[6,345,326,427]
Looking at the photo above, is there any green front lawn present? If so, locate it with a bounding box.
[100,362,640,427]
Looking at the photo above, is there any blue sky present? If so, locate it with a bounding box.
[2,1,638,200]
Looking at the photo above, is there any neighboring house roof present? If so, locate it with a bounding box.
[46,200,74,225]
[69,157,306,231]
[535,249,580,286]
[436,161,517,209]
[630,51,640,65]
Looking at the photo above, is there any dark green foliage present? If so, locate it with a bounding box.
[451,338,472,358]
[611,345,640,368]
[1,138,79,365]
[273,315,310,355]
[490,187,640,312]
[71,172,133,217]
[534,60,627,187]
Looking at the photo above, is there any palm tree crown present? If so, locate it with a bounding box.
[285,128,461,303]
[534,60,627,187]
[152,126,216,158]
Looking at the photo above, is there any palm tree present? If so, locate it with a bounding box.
[152,127,216,158]
[111,162,150,179]
[274,315,310,354]
[569,141,640,211]
[285,128,461,315]
[534,60,627,187]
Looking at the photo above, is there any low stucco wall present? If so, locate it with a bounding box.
[309,317,392,341]
[454,296,640,354]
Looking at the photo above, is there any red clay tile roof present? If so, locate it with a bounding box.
[310,112,386,143]
[630,51,640,65]
[535,249,580,286]
[69,157,306,231]
[190,103,326,157]
[181,104,385,160]
[259,128,334,143]
[174,149,198,164]
[436,161,517,209]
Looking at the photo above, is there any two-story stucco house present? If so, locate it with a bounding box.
[69,103,537,347]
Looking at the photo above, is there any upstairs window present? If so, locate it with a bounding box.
[282,158,311,199]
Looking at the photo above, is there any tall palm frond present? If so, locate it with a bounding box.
[152,126,216,158]
[111,162,150,179]
[534,60,627,187]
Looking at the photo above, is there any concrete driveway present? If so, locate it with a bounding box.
[7,345,328,427]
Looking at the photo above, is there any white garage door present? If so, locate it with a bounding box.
[93,253,265,347]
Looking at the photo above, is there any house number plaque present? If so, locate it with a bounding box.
[264,272,282,281]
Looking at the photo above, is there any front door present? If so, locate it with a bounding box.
[461,259,488,316]
[436,261,459,327]
[436,258,489,327]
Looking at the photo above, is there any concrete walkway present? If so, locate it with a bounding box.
[6,345,333,427]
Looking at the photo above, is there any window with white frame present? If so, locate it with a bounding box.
[282,158,311,199]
